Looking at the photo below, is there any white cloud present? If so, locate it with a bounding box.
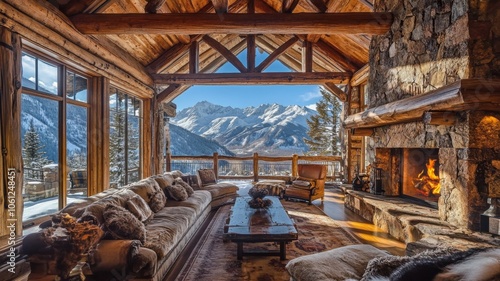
[300,89,321,101]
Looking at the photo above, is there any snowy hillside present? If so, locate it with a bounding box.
[172,101,315,156]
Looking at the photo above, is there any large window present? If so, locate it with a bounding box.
[21,51,90,222]
[109,87,142,187]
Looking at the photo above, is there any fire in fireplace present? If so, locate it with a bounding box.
[402,149,440,205]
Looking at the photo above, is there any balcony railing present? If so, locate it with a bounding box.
[165,153,344,182]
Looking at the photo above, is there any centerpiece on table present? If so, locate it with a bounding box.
[248,186,273,209]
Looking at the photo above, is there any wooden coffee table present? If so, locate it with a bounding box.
[223,196,298,260]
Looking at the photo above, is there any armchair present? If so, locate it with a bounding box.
[284,164,327,204]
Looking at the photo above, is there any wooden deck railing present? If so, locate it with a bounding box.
[165,152,343,182]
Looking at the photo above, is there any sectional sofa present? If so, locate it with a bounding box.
[22,171,238,281]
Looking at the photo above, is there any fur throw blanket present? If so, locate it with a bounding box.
[358,247,500,281]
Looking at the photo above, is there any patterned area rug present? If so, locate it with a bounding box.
[176,199,361,281]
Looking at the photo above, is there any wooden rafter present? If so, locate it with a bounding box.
[60,0,114,16]
[203,35,247,73]
[314,39,359,72]
[70,13,393,35]
[306,0,328,12]
[146,36,201,74]
[152,72,350,85]
[255,37,298,72]
[157,84,182,102]
[256,36,302,71]
[350,63,370,86]
[324,82,347,101]
[211,0,228,15]
[281,0,300,13]
[145,0,167,13]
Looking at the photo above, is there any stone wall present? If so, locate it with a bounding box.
[362,0,500,230]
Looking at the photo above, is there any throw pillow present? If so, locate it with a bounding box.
[181,175,201,190]
[197,169,216,186]
[175,177,194,196]
[149,191,166,212]
[103,204,146,244]
[164,183,189,201]
[125,194,154,223]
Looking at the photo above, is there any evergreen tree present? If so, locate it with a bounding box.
[304,87,342,155]
[23,119,51,168]
[109,99,126,186]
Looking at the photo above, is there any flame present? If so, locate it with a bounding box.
[413,158,441,196]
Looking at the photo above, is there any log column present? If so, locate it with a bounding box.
[0,27,23,236]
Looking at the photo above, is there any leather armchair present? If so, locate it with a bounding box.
[284,164,327,204]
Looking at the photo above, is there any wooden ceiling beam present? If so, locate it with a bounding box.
[255,37,298,72]
[71,13,393,35]
[60,0,114,16]
[256,36,302,71]
[324,82,347,101]
[305,0,328,13]
[156,84,182,102]
[152,72,351,85]
[350,63,370,86]
[202,35,247,73]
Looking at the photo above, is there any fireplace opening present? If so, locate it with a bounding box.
[401,149,440,207]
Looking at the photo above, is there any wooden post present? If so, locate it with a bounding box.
[253,152,259,182]
[0,27,23,236]
[247,35,256,72]
[213,152,219,180]
[142,98,153,178]
[302,40,313,72]
[189,42,199,74]
[165,152,172,172]
[292,154,299,177]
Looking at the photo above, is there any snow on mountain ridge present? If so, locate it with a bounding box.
[172,101,316,156]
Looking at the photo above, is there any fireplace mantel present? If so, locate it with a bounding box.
[343,79,500,129]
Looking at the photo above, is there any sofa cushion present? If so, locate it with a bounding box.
[103,204,146,244]
[127,181,158,204]
[153,174,175,189]
[286,244,390,281]
[181,175,201,189]
[76,195,125,225]
[164,182,189,201]
[144,206,198,258]
[164,190,211,217]
[202,182,239,200]
[126,193,154,223]
[175,177,194,196]
[197,169,217,186]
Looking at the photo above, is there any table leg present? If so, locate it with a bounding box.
[280,241,286,260]
[237,242,243,260]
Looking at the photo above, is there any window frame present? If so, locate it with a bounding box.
[21,49,91,226]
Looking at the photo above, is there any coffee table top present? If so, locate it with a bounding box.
[223,196,298,241]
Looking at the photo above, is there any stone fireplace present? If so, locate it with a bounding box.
[343,0,500,232]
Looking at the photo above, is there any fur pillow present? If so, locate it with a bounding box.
[103,204,146,244]
[149,191,166,212]
[197,169,217,186]
[181,175,200,190]
[175,178,194,196]
[164,183,189,201]
[125,194,154,223]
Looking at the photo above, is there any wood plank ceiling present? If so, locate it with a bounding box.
[52,0,380,102]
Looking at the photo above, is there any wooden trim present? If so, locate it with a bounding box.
[323,82,347,102]
[255,37,298,72]
[350,128,374,136]
[350,64,370,87]
[152,72,351,85]
[202,35,247,73]
[343,79,500,129]
[101,78,110,193]
[302,40,313,72]
[71,13,394,35]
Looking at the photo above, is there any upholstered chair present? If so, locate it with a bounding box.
[284,164,327,204]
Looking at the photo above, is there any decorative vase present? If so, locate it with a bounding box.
[248,187,273,209]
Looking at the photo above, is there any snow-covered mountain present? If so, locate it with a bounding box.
[172,101,316,156]
[169,123,234,156]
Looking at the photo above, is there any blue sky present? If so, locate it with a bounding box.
[172,50,322,110]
